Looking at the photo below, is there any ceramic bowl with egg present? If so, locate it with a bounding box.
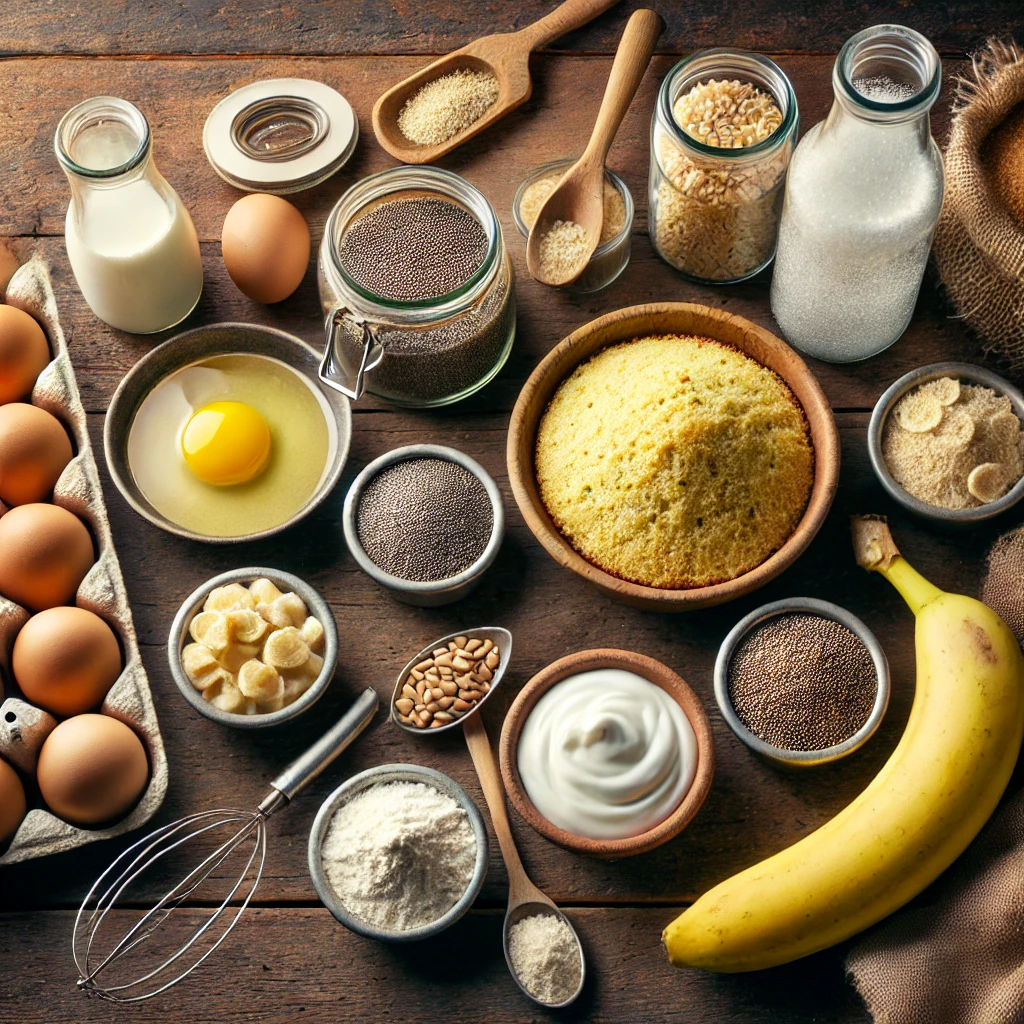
[498,648,715,858]
[867,362,1024,526]
[104,323,351,543]
[168,567,338,729]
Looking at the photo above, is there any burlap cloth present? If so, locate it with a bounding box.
[933,39,1024,372]
[847,786,1024,1024]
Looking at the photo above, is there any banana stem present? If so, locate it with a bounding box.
[851,515,944,615]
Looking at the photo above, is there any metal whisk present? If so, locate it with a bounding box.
[73,687,378,1003]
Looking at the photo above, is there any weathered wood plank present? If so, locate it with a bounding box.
[0,0,1012,58]
[0,907,870,1023]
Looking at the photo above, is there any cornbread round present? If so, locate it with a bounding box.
[535,334,813,589]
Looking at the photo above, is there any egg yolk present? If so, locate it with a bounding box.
[181,401,271,486]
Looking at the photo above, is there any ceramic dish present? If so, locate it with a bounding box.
[512,159,634,294]
[167,567,339,729]
[104,323,352,544]
[714,597,890,768]
[506,303,840,611]
[342,444,504,607]
[498,648,714,857]
[307,762,489,942]
[867,361,1024,525]
[0,257,167,865]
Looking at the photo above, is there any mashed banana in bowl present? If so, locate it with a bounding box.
[535,334,813,589]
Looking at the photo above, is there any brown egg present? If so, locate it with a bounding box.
[0,403,73,506]
[0,756,26,844]
[13,607,122,716]
[0,305,50,404]
[0,503,94,611]
[222,194,310,304]
[36,714,148,826]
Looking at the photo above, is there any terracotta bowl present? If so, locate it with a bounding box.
[498,649,714,858]
[506,303,840,610]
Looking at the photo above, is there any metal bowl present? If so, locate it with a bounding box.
[342,444,505,607]
[307,763,489,942]
[168,567,339,729]
[714,597,890,768]
[868,362,1024,526]
[104,322,352,543]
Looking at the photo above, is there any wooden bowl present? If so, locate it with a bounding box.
[498,649,714,858]
[506,303,840,610]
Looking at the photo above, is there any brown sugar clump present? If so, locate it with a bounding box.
[981,525,1024,645]
[984,101,1024,225]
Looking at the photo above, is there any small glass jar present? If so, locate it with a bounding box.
[512,159,634,294]
[55,96,203,334]
[317,166,515,407]
[649,50,798,284]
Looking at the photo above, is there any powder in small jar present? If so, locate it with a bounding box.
[397,69,499,146]
[728,613,877,751]
[338,196,488,301]
[520,174,626,245]
[507,912,582,1006]
[356,457,493,582]
[320,780,477,933]
[882,377,1024,509]
[538,220,589,279]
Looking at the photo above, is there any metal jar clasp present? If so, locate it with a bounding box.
[319,307,384,401]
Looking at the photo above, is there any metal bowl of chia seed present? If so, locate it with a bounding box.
[308,762,489,942]
[342,444,504,607]
[714,597,890,768]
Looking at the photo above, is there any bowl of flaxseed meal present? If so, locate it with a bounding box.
[869,362,1024,525]
[714,597,890,767]
[342,443,505,607]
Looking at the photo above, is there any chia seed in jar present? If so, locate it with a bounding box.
[356,457,494,582]
[318,167,516,407]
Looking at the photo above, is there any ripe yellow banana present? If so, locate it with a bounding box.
[663,515,1024,972]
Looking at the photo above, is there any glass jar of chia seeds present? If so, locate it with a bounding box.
[318,165,515,407]
[649,49,798,284]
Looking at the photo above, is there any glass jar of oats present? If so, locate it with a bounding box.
[649,49,798,284]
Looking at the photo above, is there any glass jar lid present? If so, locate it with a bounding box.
[203,78,358,194]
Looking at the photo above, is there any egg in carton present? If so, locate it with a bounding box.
[0,256,167,864]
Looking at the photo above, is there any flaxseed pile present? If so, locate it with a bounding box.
[356,458,493,582]
[728,613,877,751]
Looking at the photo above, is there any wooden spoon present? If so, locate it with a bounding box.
[391,627,585,1007]
[526,8,663,286]
[372,0,621,165]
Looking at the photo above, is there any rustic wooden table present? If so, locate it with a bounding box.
[1,2,1021,1021]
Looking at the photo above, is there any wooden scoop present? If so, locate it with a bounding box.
[372,0,621,165]
[526,8,662,286]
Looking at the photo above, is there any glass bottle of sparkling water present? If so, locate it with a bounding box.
[770,25,943,362]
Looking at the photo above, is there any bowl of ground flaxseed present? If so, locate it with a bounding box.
[342,444,504,607]
[868,362,1024,526]
[713,597,890,768]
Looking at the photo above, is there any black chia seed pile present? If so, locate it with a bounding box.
[727,613,877,751]
[356,458,494,582]
[339,197,489,301]
[333,194,514,403]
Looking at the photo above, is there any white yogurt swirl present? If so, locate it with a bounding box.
[517,669,698,840]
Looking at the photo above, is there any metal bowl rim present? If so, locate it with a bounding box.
[306,762,489,942]
[167,566,339,729]
[867,361,1024,523]
[713,597,891,765]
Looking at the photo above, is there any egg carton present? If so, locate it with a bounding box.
[0,256,167,864]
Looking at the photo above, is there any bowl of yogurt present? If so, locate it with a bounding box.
[498,649,715,857]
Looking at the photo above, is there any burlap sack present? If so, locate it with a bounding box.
[934,39,1024,372]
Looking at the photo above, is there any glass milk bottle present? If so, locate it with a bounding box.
[770,26,943,362]
[55,97,203,334]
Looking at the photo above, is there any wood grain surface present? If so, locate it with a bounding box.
[0,14,1019,1024]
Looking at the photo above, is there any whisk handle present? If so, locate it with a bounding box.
[264,688,378,809]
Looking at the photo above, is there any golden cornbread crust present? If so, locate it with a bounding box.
[535,334,814,589]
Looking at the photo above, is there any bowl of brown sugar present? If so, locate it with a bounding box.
[869,362,1024,525]
[714,597,890,767]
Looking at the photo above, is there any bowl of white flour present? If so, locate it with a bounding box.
[308,762,489,941]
